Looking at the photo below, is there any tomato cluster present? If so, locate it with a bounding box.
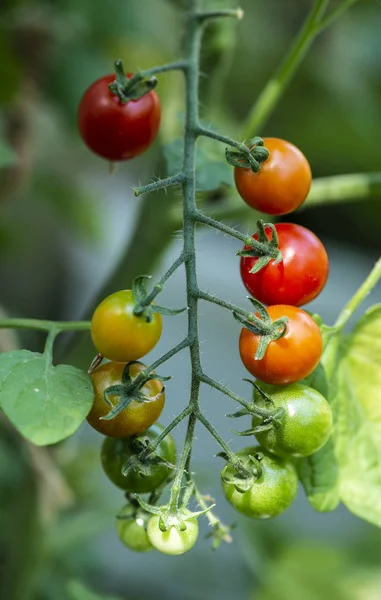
[79,64,333,549]
[222,139,332,520]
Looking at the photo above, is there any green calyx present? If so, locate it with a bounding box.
[220,452,264,493]
[225,136,270,173]
[237,220,283,273]
[109,59,158,104]
[136,498,213,531]
[122,435,176,479]
[234,298,288,360]
[228,379,285,436]
[132,274,187,322]
[101,361,169,421]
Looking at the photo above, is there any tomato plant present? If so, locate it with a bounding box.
[221,447,298,519]
[234,138,312,215]
[252,382,333,457]
[91,289,162,362]
[240,223,329,306]
[78,70,161,161]
[87,361,165,437]
[0,0,379,568]
[101,423,176,492]
[116,505,154,552]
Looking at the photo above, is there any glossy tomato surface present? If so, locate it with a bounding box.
[101,423,176,492]
[240,223,329,306]
[116,505,154,552]
[91,290,162,362]
[239,305,323,385]
[87,361,165,437]
[234,138,312,215]
[147,512,199,555]
[253,381,333,457]
[78,73,161,161]
[221,446,298,519]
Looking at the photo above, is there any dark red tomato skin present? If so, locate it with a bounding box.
[78,73,161,161]
[240,223,329,307]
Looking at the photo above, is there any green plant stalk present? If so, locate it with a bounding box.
[334,257,381,330]
[0,319,90,332]
[243,0,329,136]
[168,1,202,511]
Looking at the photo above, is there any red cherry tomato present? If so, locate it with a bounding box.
[78,73,161,161]
[240,223,329,306]
[239,305,323,385]
[234,138,312,215]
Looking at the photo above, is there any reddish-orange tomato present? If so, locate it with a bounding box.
[87,361,165,437]
[234,138,312,215]
[239,305,323,385]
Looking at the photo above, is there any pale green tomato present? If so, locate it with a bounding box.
[147,514,198,555]
[116,505,154,553]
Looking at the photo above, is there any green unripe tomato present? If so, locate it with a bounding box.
[253,381,333,458]
[116,505,154,553]
[221,446,298,519]
[147,513,199,555]
[101,423,176,493]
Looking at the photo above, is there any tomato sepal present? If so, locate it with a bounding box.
[108,59,158,104]
[237,221,283,274]
[99,362,166,422]
[225,137,270,173]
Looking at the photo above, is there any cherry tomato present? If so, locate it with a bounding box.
[253,382,332,457]
[147,512,199,555]
[239,305,323,385]
[221,446,298,519]
[91,290,162,362]
[116,505,154,552]
[101,423,176,492]
[78,73,161,161]
[234,138,312,215]
[87,361,165,437]
[240,223,329,306]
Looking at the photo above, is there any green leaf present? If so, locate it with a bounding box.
[164,137,233,193]
[334,305,381,526]
[67,581,123,600]
[297,439,340,512]
[0,139,17,169]
[299,305,381,525]
[0,352,94,446]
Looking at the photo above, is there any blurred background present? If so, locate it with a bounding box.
[0,0,381,598]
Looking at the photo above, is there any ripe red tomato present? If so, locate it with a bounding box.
[240,223,329,306]
[239,305,323,385]
[234,138,312,215]
[87,361,165,437]
[78,73,161,161]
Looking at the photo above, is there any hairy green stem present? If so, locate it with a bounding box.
[138,252,185,308]
[134,173,186,197]
[197,289,253,320]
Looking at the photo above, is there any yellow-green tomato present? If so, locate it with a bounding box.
[221,447,298,519]
[91,289,162,362]
[116,505,154,553]
[147,514,198,555]
[253,381,333,458]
